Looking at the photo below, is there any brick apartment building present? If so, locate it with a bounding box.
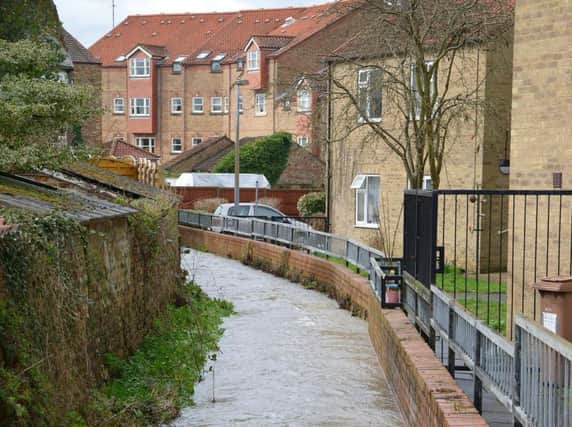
[88,1,361,163]
[326,6,514,262]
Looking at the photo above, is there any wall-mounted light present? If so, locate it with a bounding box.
[499,129,510,175]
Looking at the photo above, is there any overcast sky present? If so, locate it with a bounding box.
[54,0,322,47]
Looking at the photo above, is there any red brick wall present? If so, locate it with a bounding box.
[174,187,317,215]
[179,227,486,427]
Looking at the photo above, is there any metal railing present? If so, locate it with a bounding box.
[179,209,572,426]
[178,209,387,280]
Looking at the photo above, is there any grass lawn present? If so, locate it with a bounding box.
[457,298,507,335]
[312,252,369,278]
[436,265,506,294]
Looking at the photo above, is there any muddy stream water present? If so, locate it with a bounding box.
[172,249,404,426]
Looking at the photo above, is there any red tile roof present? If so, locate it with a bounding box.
[250,35,295,50]
[89,2,359,66]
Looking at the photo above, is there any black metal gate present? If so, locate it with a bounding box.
[403,190,438,288]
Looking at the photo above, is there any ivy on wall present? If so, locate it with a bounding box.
[212,132,292,185]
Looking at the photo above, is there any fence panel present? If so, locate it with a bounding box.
[515,315,572,426]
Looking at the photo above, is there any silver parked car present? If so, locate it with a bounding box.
[213,203,312,230]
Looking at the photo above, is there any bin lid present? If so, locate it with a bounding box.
[533,276,572,292]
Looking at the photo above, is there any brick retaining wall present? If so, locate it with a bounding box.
[180,226,487,426]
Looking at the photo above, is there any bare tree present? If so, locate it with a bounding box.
[326,0,513,189]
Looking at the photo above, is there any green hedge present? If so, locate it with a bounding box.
[297,192,326,216]
[212,132,292,185]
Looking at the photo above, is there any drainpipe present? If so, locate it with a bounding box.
[326,60,333,233]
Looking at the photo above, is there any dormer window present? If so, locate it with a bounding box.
[247,50,260,71]
[173,62,182,73]
[211,61,222,72]
[196,50,211,59]
[213,53,226,61]
[130,57,150,77]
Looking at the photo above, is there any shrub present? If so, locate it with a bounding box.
[193,197,228,213]
[212,132,292,185]
[297,192,326,216]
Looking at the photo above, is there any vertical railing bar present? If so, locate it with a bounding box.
[522,194,528,315]
[476,193,481,318]
[441,193,446,289]
[546,194,551,277]
[498,194,504,336]
[453,194,458,300]
[510,194,516,340]
[465,195,469,308]
[558,195,562,276]
[487,194,493,326]
[534,195,539,321]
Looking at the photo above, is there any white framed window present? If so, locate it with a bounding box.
[297,89,311,112]
[407,175,433,190]
[171,137,183,153]
[172,62,182,74]
[196,50,211,59]
[171,97,183,114]
[255,93,266,115]
[192,97,204,113]
[247,50,260,70]
[113,98,124,114]
[129,57,150,77]
[357,68,382,122]
[211,97,223,113]
[223,96,229,113]
[135,137,155,153]
[297,135,310,147]
[192,137,202,146]
[129,97,150,117]
[410,61,437,120]
[351,174,380,227]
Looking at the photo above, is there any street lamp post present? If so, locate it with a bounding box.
[234,79,249,209]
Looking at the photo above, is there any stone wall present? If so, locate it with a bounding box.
[179,226,486,426]
[0,212,180,421]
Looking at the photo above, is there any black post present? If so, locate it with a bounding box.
[447,304,456,376]
[473,324,483,414]
[513,325,523,427]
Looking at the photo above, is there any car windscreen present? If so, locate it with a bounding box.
[228,205,250,216]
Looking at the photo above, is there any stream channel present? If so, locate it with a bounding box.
[172,249,405,426]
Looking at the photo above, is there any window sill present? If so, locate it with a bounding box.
[112,112,125,115]
[354,223,379,229]
[191,111,204,115]
[297,109,312,114]
[171,151,182,154]
[247,68,260,72]
[171,111,183,115]
[210,111,223,115]
[357,118,382,124]
[129,115,150,119]
[255,112,267,117]
[129,75,150,79]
